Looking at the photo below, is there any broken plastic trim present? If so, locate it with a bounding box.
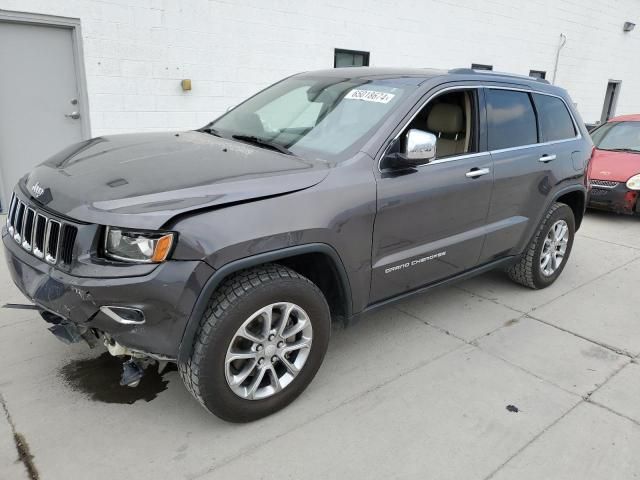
[104,336,175,362]
[45,314,99,347]
[1,303,39,310]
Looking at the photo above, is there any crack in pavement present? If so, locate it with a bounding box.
[587,398,640,428]
[455,254,640,341]
[528,314,636,358]
[399,308,596,400]
[482,400,583,480]
[462,253,639,314]
[0,393,39,480]
[483,356,634,480]
[185,342,468,479]
[576,232,640,252]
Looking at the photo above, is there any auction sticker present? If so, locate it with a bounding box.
[345,89,395,104]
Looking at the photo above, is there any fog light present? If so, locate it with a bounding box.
[100,306,145,325]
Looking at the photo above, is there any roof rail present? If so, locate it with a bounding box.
[448,68,551,84]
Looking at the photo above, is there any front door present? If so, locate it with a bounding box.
[370,87,493,303]
[0,18,87,211]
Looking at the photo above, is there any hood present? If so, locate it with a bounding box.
[21,131,329,229]
[589,148,640,182]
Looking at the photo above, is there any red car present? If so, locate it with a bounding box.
[588,114,640,215]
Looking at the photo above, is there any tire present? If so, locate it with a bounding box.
[179,263,331,422]
[506,202,575,289]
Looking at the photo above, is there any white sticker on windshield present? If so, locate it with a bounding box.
[345,89,395,104]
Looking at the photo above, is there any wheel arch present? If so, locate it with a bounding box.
[554,186,587,230]
[177,243,352,364]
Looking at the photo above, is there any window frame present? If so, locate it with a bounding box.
[334,48,370,68]
[377,85,581,172]
[485,87,582,154]
[531,92,577,143]
[378,85,489,172]
[486,88,539,151]
[402,88,482,162]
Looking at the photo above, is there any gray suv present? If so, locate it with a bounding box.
[3,67,591,422]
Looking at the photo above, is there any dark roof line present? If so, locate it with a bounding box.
[447,68,551,84]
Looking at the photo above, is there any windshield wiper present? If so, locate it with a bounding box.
[201,126,223,137]
[602,148,640,153]
[231,135,293,155]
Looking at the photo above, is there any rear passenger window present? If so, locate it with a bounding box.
[486,89,537,150]
[533,93,576,141]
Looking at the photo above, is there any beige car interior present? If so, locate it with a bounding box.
[407,90,474,158]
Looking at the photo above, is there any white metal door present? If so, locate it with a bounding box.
[0,20,86,211]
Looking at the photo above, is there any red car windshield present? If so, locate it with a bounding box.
[591,121,640,153]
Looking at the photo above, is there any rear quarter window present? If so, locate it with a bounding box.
[533,93,576,142]
[486,89,538,150]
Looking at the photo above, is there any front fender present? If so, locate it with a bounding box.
[176,243,352,364]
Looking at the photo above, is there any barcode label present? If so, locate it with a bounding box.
[344,89,395,104]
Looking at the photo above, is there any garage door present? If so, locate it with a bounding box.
[0,16,88,212]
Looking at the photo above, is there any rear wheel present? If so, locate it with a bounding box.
[179,264,331,422]
[506,202,575,289]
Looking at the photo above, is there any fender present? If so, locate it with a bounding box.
[549,183,588,227]
[177,242,352,364]
[552,184,587,204]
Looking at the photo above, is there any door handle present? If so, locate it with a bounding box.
[65,111,80,119]
[465,167,490,178]
[539,154,556,163]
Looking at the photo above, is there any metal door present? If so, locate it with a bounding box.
[0,18,87,211]
[600,81,621,124]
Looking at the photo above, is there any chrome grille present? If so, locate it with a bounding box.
[5,193,77,265]
[591,179,619,189]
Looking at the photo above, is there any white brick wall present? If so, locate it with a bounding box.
[1,0,638,136]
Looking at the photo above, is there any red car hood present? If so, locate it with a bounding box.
[589,148,640,182]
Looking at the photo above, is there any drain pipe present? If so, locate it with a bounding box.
[552,33,567,85]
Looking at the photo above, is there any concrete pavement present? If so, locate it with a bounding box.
[0,210,639,479]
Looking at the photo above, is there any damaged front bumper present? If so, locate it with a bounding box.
[588,183,640,215]
[2,227,214,359]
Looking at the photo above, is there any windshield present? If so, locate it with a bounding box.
[207,76,412,160]
[591,121,640,152]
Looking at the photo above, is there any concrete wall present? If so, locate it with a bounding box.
[1,0,638,136]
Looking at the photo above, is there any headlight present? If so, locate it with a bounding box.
[627,174,640,191]
[104,227,175,263]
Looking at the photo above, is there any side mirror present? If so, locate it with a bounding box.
[382,129,437,170]
[405,129,437,162]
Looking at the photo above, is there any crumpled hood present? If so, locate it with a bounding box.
[20,131,329,229]
[589,148,640,182]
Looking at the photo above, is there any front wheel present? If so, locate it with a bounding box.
[506,202,576,289]
[179,264,331,422]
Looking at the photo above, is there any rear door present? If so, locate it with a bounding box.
[370,86,493,303]
[479,87,579,262]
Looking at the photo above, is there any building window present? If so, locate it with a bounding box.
[529,70,546,79]
[334,49,370,68]
[471,63,493,70]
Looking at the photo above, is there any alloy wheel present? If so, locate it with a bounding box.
[225,302,313,400]
[540,219,569,276]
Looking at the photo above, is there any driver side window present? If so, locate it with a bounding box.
[404,89,479,159]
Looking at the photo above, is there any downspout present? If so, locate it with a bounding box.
[552,33,567,85]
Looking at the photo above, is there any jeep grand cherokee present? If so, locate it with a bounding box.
[3,67,591,422]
